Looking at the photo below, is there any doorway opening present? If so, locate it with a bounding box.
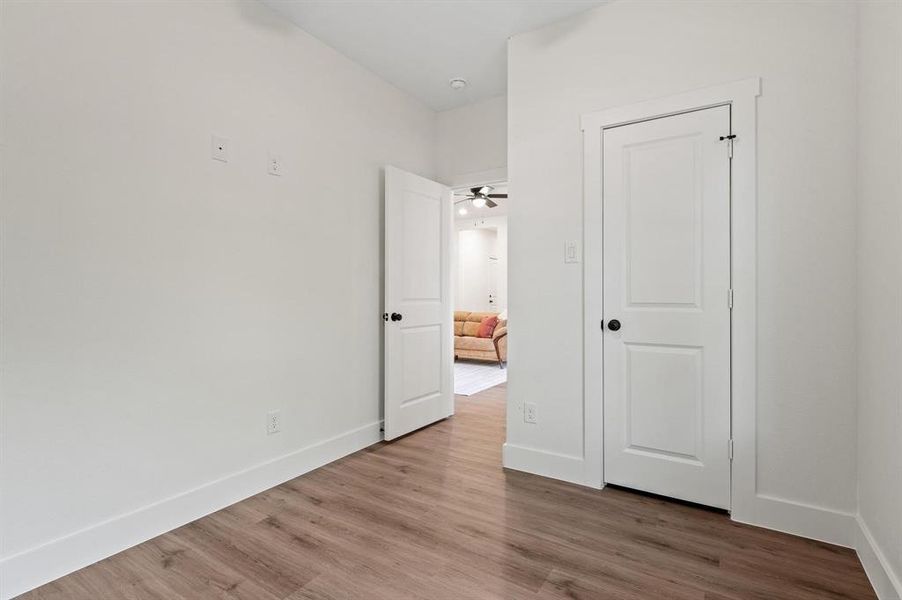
[451,183,508,399]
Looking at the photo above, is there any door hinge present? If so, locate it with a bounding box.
[728,288,734,310]
[719,134,736,159]
[729,439,734,461]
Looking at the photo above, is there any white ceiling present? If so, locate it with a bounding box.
[260,1,605,111]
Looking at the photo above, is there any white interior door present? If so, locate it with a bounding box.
[384,166,453,440]
[487,259,498,311]
[602,105,732,509]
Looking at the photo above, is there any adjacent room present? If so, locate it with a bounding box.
[1,1,900,599]
[453,183,509,396]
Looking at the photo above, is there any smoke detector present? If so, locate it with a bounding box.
[449,78,468,90]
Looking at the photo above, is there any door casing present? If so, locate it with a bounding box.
[581,78,760,519]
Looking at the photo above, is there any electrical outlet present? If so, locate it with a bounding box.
[524,402,537,424]
[267,152,282,176]
[266,410,281,435]
[211,135,229,162]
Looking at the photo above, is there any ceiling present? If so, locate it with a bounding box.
[260,1,605,111]
[454,183,508,220]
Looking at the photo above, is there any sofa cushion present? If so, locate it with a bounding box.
[455,336,495,352]
[454,311,471,322]
[462,321,482,337]
[454,320,464,336]
[466,311,497,323]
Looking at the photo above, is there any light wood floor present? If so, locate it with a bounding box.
[22,384,876,599]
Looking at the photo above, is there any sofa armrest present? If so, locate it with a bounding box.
[493,326,508,363]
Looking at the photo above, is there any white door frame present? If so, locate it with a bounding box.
[581,78,760,517]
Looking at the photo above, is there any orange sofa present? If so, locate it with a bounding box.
[454,311,507,367]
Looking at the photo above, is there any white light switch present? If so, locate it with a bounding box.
[565,241,580,263]
[211,135,229,162]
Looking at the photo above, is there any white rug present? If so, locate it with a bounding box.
[454,360,507,396]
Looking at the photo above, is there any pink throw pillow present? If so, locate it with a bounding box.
[477,316,499,338]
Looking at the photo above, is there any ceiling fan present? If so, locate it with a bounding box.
[455,185,507,210]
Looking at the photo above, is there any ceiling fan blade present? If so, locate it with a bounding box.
[469,187,483,195]
[486,194,507,198]
[485,198,498,208]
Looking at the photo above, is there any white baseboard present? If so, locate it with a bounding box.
[855,515,902,600]
[731,493,856,548]
[502,445,857,550]
[502,443,585,486]
[7,430,890,600]
[0,421,383,600]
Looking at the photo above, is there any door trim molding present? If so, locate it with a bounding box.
[442,167,508,191]
[581,78,760,508]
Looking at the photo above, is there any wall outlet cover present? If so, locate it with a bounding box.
[267,153,282,176]
[525,402,537,424]
[266,410,281,435]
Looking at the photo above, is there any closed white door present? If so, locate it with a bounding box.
[603,105,731,509]
[384,166,453,440]
[487,258,498,311]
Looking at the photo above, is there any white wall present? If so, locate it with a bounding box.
[507,0,858,523]
[456,228,497,312]
[436,95,507,186]
[457,216,508,314]
[455,216,509,313]
[856,1,902,597]
[0,1,435,596]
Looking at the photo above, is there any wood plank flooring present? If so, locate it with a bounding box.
[21,384,876,599]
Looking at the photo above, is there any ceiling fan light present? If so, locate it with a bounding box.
[472,197,486,208]
[458,207,468,215]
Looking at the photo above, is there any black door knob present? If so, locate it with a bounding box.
[607,319,621,331]
[391,312,403,322]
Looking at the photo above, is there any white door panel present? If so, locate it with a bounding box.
[384,166,453,440]
[603,106,731,509]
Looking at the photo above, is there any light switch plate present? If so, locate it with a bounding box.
[565,241,580,263]
[211,135,229,162]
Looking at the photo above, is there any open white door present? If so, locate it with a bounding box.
[602,105,732,509]
[384,166,453,440]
